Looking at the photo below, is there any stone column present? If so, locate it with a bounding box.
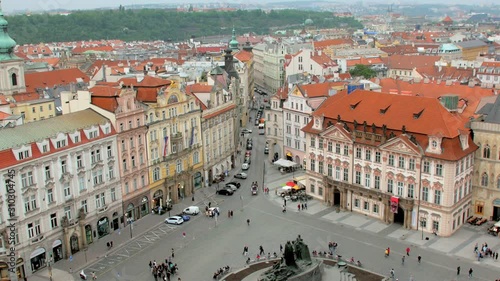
[63,228,71,259]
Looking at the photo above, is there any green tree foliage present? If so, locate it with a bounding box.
[349,64,376,79]
[6,9,363,44]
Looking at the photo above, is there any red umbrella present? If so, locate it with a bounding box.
[285,181,296,187]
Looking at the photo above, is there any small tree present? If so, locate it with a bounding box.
[349,64,376,79]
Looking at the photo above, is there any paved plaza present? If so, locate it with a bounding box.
[30,114,500,281]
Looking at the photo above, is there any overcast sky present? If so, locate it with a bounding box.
[1,0,485,13]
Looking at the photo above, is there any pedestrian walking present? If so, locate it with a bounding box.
[209,202,212,208]
[284,199,286,206]
[259,245,265,256]
[301,203,304,210]
[406,247,410,256]
[243,245,248,256]
[92,272,97,280]
[468,268,473,278]
[457,266,460,275]
[390,268,395,278]
[298,204,301,211]
[417,255,421,263]
[496,252,498,260]
[401,255,405,265]
[280,244,283,253]
[171,248,175,259]
[247,219,250,226]
[230,210,233,217]
[149,261,152,268]
[282,205,286,213]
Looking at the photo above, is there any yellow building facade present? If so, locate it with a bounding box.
[11,99,56,123]
[145,81,203,208]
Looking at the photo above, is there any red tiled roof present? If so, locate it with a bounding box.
[12,92,42,102]
[382,55,441,70]
[298,82,344,98]
[415,66,474,80]
[14,51,29,60]
[25,68,90,92]
[347,57,384,67]
[72,45,115,54]
[442,16,453,23]
[274,86,289,100]
[31,57,60,67]
[379,45,419,56]
[303,90,477,160]
[0,111,11,119]
[195,46,225,54]
[118,76,171,88]
[234,50,253,62]
[338,73,352,80]
[310,53,337,67]
[185,83,212,94]
[313,39,353,50]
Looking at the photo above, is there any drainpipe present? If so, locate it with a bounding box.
[350,136,355,213]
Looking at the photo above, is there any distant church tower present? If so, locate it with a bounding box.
[0,3,26,97]
[229,27,239,52]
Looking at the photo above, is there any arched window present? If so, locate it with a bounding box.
[481,173,489,187]
[11,73,17,86]
[483,145,491,159]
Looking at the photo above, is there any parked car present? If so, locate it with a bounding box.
[245,151,251,156]
[165,216,184,225]
[183,206,200,215]
[226,181,241,188]
[244,156,251,164]
[255,119,260,126]
[176,213,191,221]
[226,184,238,191]
[234,172,247,179]
[216,188,234,196]
[242,163,249,170]
[264,147,269,154]
[208,207,221,217]
[241,128,252,134]
[246,144,252,150]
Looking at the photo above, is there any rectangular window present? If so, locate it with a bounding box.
[44,165,51,180]
[343,168,349,181]
[64,206,72,220]
[318,138,323,149]
[398,156,405,169]
[387,179,393,193]
[310,184,315,193]
[81,200,88,214]
[365,150,371,161]
[50,213,58,229]
[107,145,112,158]
[375,152,381,163]
[310,160,316,172]
[47,188,54,204]
[76,155,82,168]
[373,204,379,213]
[388,155,394,166]
[327,164,333,177]
[95,193,105,209]
[318,186,323,196]
[422,187,429,202]
[364,201,369,210]
[409,159,415,170]
[335,167,341,180]
[434,190,441,205]
[310,137,316,148]
[64,183,71,198]
[435,164,443,176]
[343,145,349,156]
[365,173,371,188]
[423,161,430,173]
[108,166,114,180]
[335,144,341,154]
[355,171,361,184]
[355,148,362,159]
[354,199,360,208]
[374,175,380,189]
[397,182,404,196]
[318,162,324,174]
[408,184,414,198]
[327,142,333,152]
[432,221,439,232]
[78,177,85,192]
[61,160,67,174]
[111,188,116,201]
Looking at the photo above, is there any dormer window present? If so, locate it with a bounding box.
[89,130,98,139]
[432,140,438,148]
[18,150,30,160]
[56,140,66,148]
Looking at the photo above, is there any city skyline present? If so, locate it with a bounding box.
[1,0,494,13]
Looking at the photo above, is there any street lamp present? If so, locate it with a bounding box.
[48,255,53,281]
[125,213,133,239]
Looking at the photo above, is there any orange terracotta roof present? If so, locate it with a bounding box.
[442,16,453,23]
[377,78,495,119]
[118,76,171,88]
[14,51,29,60]
[0,94,8,105]
[0,111,11,119]
[382,55,441,70]
[338,73,352,80]
[415,66,474,80]
[12,92,42,102]
[310,53,337,67]
[234,50,253,62]
[313,39,353,50]
[90,85,121,97]
[480,61,500,68]
[185,83,212,94]
[72,45,115,54]
[303,90,477,160]
[31,57,60,67]
[298,82,344,98]
[347,56,384,67]
[274,86,289,100]
[379,45,419,56]
[136,88,159,103]
[25,68,90,92]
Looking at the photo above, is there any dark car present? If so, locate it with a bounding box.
[244,156,251,164]
[247,144,252,150]
[216,188,234,196]
[227,181,241,188]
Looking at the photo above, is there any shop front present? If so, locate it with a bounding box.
[153,190,164,208]
[193,172,202,189]
[85,225,93,245]
[0,259,26,281]
[112,212,120,230]
[29,248,46,273]
[126,203,135,221]
[140,197,149,217]
[52,240,63,263]
[177,183,185,200]
[70,234,79,254]
[97,217,110,238]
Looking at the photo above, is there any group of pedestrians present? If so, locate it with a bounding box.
[148,259,179,281]
[243,244,280,264]
[297,203,308,211]
[473,242,498,261]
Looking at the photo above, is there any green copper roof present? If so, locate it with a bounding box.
[229,27,239,50]
[0,7,19,61]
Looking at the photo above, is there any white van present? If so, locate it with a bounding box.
[183,206,200,215]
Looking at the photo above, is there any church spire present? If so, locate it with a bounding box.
[0,0,19,61]
[229,26,239,51]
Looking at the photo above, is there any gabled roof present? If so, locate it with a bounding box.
[313,39,353,50]
[25,68,90,92]
[415,66,474,80]
[89,85,122,113]
[297,82,344,98]
[310,52,337,67]
[234,50,253,62]
[456,40,488,49]
[72,45,114,54]
[118,76,171,88]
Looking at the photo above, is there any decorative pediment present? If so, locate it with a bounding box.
[407,176,416,184]
[326,156,333,164]
[386,172,394,180]
[373,168,381,176]
[342,161,349,168]
[396,173,405,182]
[45,181,55,189]
[433,182,443,190]
[354,164,362,171]
[422,179,430,187]
[309,152,316,160]
[380,137,421,156]
[92,162,104,171]
[363,165,372,173]
[321,125,351,142]
[317,154,324,162]
[59,173,74,183]
[22,186,38,196]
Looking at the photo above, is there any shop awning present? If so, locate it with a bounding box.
[274,158,299,168]
[286,152,292,157]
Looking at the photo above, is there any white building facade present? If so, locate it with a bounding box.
[0,109,122,278]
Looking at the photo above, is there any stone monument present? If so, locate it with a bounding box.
[259,235,321,281]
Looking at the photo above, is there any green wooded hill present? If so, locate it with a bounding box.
[6,9,363,44]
